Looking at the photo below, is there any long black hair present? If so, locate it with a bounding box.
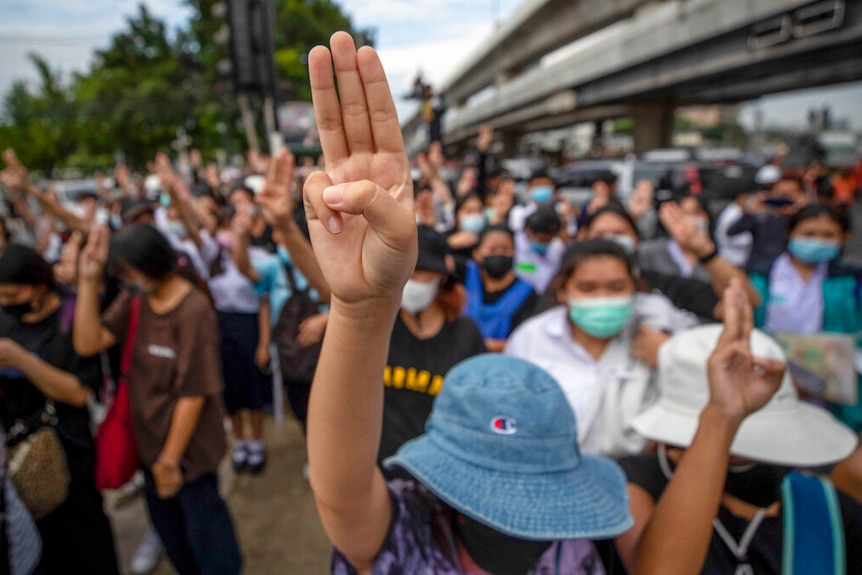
[109,223,213,304]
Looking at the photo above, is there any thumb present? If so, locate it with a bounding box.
[322,180,414,238]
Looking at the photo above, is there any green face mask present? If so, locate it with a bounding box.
[568,296,634,339]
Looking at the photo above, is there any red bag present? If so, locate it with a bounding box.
[94,298,141,491]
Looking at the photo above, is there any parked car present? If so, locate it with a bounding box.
[553,149,759,212]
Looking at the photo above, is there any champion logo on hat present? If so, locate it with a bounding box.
[490,416,517,435]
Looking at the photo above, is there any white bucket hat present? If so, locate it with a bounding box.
[633,324,858,467]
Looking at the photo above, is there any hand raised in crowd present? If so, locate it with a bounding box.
[476,124,493,154]
[0,148,30,190]
[628,179,654,221]
[659,201,714,259]
[427,141,445,171]
[256,148,296,230]
[78,225,110,283]
[415,188,437,228]
[114,163,130,192]
[456,167,476,197]
[54,230,84,285]
[248,149,271,175]
[154,152,184,198]
[706,278,785,425]
[297,312,329,348]
[416,153,434,182]
[303,31,417,308]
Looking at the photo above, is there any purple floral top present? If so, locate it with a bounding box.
[332,480,606,575]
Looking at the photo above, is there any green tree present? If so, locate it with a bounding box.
[74,5,207,168]
[0,54,80,175]
[1,1,366,173]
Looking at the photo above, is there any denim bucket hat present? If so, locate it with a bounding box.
[384,354,633,540]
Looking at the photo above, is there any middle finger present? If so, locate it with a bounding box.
[330,32,374,156]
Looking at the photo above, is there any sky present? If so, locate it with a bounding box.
[2,0,861,132]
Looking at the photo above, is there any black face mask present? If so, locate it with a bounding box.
[1,302,32,321]
[482,255,514,279]
[724,463,791,508]
[455,515,552,575]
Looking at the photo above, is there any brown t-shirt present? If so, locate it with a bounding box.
[103,289,227,482]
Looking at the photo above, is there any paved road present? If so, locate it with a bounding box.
[107,416,332,574]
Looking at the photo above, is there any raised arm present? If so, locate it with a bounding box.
[73,225,117,356]
[256,150,331,304]
[1,149,88,234]
[230,207,261,283]
[303,32,417,571]
[155,153,205,251]
[660,202,761,312]
[632,280,785,575]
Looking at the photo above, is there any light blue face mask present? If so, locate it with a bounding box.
[568,296,634,339]
[529,241,549,256]
[530,186,554,205]
[460,214,486,234]
[166,220,187,239]
[787,237,841,264]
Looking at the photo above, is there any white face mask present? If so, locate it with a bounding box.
[400,277,440,314]
[609,234,636,254]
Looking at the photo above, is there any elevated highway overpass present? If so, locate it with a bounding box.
[404,0,862,155]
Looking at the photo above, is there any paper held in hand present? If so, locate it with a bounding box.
[772,331,858,405]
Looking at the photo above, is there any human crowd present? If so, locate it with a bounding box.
[1,31,862,575]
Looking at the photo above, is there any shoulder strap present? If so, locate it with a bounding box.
[121,298,141,378]
[781,471,846,575]
[281,257,305,294]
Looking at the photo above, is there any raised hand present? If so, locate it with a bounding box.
[256,149,296,230]
[0,148,30,190]
[628,179,654,220]
[659,201,713,258]
[78,225,110,283]
[154,153,179,195]
[303,32,416,307]
[706,279,785,424]
[476,124,493,154]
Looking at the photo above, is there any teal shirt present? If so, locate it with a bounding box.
[751,259,862,431]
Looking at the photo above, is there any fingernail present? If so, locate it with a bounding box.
[323,185,343,204]
[327,216,343,234]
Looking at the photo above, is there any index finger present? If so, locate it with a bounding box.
[309,45,349,169]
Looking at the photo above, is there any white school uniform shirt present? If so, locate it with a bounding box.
[505,293,698,457]
[207,245,269,314]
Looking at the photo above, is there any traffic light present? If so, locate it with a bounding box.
[213,0,277,98]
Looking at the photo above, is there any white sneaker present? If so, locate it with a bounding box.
[130,530,162,575]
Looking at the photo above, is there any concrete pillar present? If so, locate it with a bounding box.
[633,99,674,155]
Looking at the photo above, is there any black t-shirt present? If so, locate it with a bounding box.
[641,269,718,321]
[250,224,278,254]
[618,453,862,575]
[0,301,102,452]
[481,281,543,335]
[379,315,485,473]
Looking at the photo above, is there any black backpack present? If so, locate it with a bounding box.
[274,261,321,382]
